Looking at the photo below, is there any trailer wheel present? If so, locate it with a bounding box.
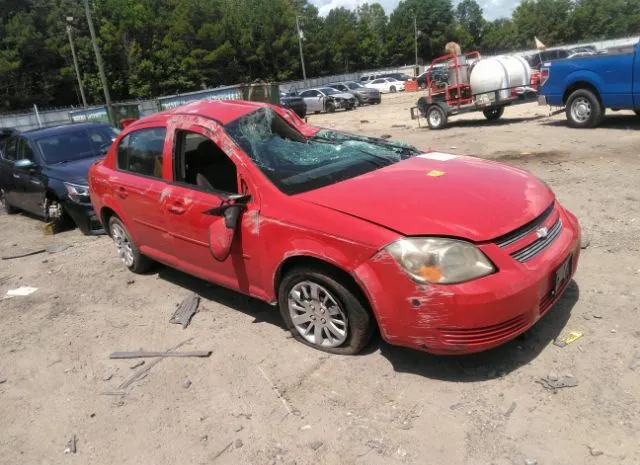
[566,89,604,128]
[426,105,448,130]
[483,107,504,121]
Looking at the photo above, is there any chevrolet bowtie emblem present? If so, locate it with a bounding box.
[536,227,549,239]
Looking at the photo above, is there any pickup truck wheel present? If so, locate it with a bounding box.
[108,216,153,273]
[635,110,640,116]
[483,106,505,121]
[426,105,448,130]
[278,267,375,355]
[0,189,19,214]
[566,89,604,128]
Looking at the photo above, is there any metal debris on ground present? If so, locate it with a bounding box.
[129,360,145,370]
[588,446,604,457]
[211,441,233,461]
[102,373,114,381]
[360,120,369,123]
[536,375,579,392]
[1,248,46,260]
[309,441,323,451]
[126,279,135,285]
[553,330,584,348]
[183,379,192,389]
[117,338,193,390]
[5,286,38,297]
[109,350,212,359]
[64,435,77,454]
[524,459,537,465]
[170,293,200,328]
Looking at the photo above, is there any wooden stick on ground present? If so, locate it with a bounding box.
[110,350,212,359]
[118,338,193,390]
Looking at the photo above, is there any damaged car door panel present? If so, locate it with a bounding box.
[90,100,582,356]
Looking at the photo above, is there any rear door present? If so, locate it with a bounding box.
[160,116,262,296]
[111,125,171,260]
[300,90,323,112]
[0,137,20,208]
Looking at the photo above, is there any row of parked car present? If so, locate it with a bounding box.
[279,76,408,116]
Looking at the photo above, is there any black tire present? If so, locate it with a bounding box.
[426,104,448,130]
[483,106,505,121]
[278,266,375,355]
[326,101,336,113]
[108,216,153,273]
[0,189,19,214]
[566,88,604,128]
[390,86,397,93]
[635,110,640,116]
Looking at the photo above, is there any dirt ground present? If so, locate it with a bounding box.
[1,92,639,465]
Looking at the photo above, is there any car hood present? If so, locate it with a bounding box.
[296,153,554,241]
[44,156,103,185]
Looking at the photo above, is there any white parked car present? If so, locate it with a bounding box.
[365,78,405,93]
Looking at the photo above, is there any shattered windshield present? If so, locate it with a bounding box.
[225,107,420,195]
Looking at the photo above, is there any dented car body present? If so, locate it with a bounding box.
[89,100,580,355]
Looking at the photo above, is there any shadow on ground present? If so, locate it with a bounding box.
[156,266,285,328]
[377,281,580,382]
[419,115,545,130]
[542,114,640,130]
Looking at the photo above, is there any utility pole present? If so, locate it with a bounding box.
[65,17,88,109]
[414,16,419,74]
[83,0,114,123]
[296,16,307,82]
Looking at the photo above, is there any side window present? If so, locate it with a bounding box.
[300,90,312,97]
[3,137,18,161]
[117,127,166,178]
[371,79,383,84]
[18,138,36,162]
[173,130,238,194]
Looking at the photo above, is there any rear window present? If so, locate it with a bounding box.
[36,126,119,164]
[117,127,166,178]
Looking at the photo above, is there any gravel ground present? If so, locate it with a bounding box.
[1,92,639,465]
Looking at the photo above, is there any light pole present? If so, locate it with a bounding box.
[83,0,114,123]
[414,17,419,75]
[65,16,88,109]
[296,16,307,82]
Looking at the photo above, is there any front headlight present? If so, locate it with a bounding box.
[64,182,90,203]
[385,238,495,284]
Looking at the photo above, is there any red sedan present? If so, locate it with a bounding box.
[88,100,580,355]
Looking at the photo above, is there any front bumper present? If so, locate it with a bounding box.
[358,93,381,104]
[354,205,581,355]
[64,200,104,235]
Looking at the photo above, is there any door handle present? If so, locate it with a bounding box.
[168,202,186,215]
[117,186,128,199]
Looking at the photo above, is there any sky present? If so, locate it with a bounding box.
[310,0,521,20]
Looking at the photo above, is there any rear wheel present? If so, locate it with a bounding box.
[426,105,448,130]
[566,89,604,128]
[108,216,153,273]
[0,189,19,214]
[483,106,505,121]
[278,267,375,355]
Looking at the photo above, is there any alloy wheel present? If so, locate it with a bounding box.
[110,222,134,267]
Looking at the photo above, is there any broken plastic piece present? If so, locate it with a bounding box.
[553,330,583,348]
[170,293,200,328]
[5,286,38,297]
[536,375,579,391]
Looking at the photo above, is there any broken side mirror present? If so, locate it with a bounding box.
[203,194,251,262]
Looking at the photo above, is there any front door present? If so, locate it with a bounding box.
[0,136,19,208]
[161,117,262,297]
[15,137,46,216]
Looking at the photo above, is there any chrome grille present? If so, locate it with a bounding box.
[495,202,555,248]
[511,218,563,262]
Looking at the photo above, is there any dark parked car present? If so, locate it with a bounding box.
[327,81,381,105]
[526,49,570,70]
[416,64,448,89]
[0,128,19,154]
[0,122,119,234]
[279,90,307,118]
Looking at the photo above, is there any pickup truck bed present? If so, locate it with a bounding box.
[538,42,640,128]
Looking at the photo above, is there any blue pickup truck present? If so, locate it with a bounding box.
[538,41,640,128]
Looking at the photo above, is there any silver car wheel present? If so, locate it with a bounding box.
[571,97,592,123]
[288,281,348,348]
[110,222,134,267]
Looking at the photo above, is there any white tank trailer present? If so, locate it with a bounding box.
[469,55,532,101]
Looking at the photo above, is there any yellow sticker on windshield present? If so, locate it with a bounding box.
[427,170,446,177]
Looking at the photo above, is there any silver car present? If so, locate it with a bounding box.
[298,87,357,113]
[328,82,381,105]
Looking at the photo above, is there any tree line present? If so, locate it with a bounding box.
[1,0,639,112]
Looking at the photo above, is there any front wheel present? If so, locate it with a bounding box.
[108,216,153,273]
[390,86,397,93]
[326,101,336,113]
[278,267,375,355]
[426,105,448,130]
[483,106,505,121]
[566,89,604,128]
